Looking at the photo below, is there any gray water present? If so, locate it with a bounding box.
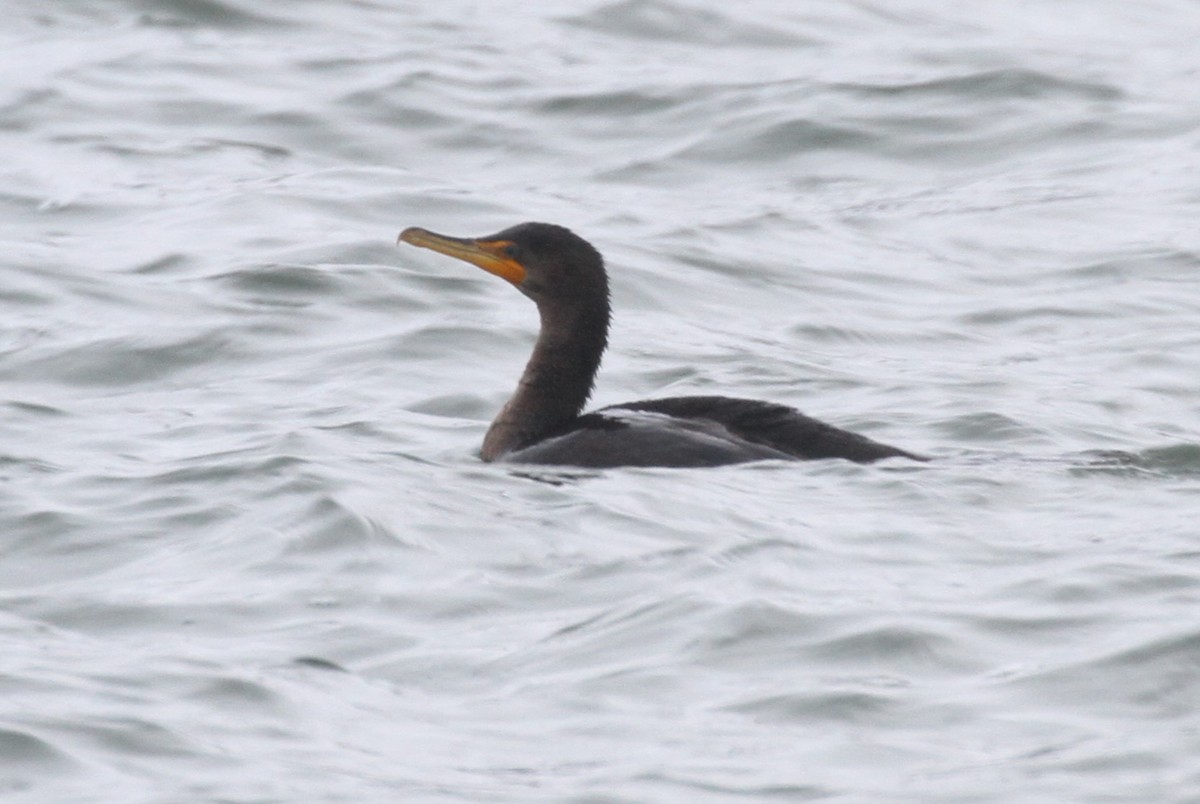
[4,1,1200,801]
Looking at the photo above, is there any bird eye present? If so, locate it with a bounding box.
[503,243,521,260]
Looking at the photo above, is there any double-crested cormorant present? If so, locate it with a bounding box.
[398,222,922,468]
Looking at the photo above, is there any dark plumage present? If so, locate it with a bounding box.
[398,222,922,468]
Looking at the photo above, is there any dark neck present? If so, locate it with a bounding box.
[482,299,609,461]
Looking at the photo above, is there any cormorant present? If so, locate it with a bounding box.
[398,222,922,468]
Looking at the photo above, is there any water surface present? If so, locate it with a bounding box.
[3,1,1200,801]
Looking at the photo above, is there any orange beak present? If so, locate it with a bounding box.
[398,227,526,286]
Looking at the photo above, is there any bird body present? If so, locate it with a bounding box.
[398,222,921,468]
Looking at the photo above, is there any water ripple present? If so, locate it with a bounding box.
[3,0,1200,801]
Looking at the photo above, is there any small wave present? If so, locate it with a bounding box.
[833,68,1122,103]
[0,333,238,387]
[562,0,816,48]
[1074,444,1200,479]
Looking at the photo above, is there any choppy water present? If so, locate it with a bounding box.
[3,1,1200,801]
